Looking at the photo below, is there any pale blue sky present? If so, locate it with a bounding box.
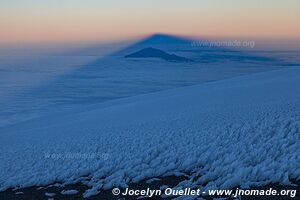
[0,0,299,43]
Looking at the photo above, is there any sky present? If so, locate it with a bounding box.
[0,0,299,44]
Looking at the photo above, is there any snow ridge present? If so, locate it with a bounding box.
[0,67,300,197]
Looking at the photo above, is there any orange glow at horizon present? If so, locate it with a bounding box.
[0,0,299,44]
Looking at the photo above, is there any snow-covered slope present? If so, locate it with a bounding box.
[1,67,300,197]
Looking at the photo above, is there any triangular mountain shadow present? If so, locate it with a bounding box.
[113,33,194,56]
[60,33,280,65]
[59,33,193,57]
[13,33,288,121]
[135,33,190,46]
[110,33,280,64]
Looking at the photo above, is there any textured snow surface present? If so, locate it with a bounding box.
[61,189,79,195]
[1,67,300,196]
